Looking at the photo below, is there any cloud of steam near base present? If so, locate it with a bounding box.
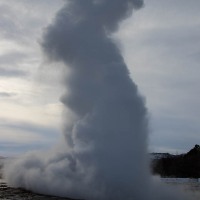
[4,1,191,200]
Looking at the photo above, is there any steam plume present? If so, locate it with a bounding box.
[4,1,191,200]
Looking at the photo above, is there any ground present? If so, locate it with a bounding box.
[0,180,72,200]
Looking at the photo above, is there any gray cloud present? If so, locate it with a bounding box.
[0,118,60,157]
[5,123,58,139]
[0,67,27,77]
[0,52,30,78]
[0,52,27,65]
[0,118,59,139]
[0,142,53,156]
[0,0,64,43]
[0,92,16,98]
[117,0,200,153]
[0,0,198,156]
[0,0,64,83]
[0,4,19,40]
[149,113,200,153]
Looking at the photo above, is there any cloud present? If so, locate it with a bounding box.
[115,0,200,153]
[0,142,53,157]
[0,118,60,156]
[0,0,64,43]
[0,67,27,77]
[0,118,59,135]
[0,52,30,78]
[0,0,199,156]
[0,0,64,150]
[0,0,64,81]
[0,52,27,64]
[0,92,16,98]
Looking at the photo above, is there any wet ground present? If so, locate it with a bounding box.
[1,178,200,200]
[0,179,72,200]
[161,178,200,199]
[162,177,200,190]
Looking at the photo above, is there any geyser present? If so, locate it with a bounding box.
[4,0,191,200]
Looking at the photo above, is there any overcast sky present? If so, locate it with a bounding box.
[0,0,199,156]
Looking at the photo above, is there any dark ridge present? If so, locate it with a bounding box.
[152,145,200,178]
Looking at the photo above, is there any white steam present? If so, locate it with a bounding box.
[4,1,192,200]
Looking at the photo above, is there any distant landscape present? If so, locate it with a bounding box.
[151,145,200,178]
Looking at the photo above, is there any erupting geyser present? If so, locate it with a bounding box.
[4,1,190,200]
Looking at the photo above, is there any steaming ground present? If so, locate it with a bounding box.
[3,0,194,200]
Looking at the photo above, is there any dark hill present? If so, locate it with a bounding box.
[187,144,200,156]
[152,145,200,178]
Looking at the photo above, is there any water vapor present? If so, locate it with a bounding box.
[4,0,191,200]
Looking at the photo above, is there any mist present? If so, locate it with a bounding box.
[4,0,191,200]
